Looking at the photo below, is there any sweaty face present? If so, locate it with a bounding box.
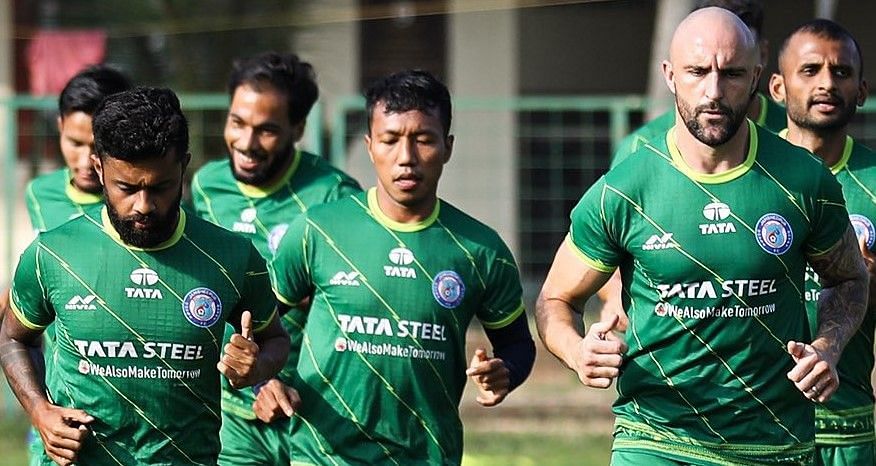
[224,83,299,186]
[365,103,452,220]
[669,28,760,147]
[780,33,864,132]
[94,152,186,248]
[59,111,101,193]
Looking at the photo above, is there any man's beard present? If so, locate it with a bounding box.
[677,97,749,147]
[106,189,182,248]
[230,143,294,186]
[788,94,857,133]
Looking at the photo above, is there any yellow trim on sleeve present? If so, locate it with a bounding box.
[236,150,301,198]
[101,207,186,251]
[8,298,46,330]
[667,119,757,184]
[564,235,616,273]
[366,187,440,232]
[273,289,297,307]
[481,302,525,330]
[252,309,277,333]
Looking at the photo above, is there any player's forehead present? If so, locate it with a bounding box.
[673,34,753,70]
[60,111,94,135]
[370,102,443,135]
[103,152,182,184]
[229,82,288,123]
[785,32,859,67]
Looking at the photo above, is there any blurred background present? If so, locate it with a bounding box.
[2,1,876,464]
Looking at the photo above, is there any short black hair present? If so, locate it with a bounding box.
[58,64,132,117]
[92,87,189,163]
[694,0,764,38]
[365,69,452,137]
[227,52,318,126]
[779,19,864,80]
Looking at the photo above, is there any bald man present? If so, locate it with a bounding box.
[536,8,867,465]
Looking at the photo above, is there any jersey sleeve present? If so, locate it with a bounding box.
[567,177,625,272]
[237,243,277,332]
[268,215,312,307]
[325,175,363,203]
[9,239,53,329]
[476,239,525,330]
[24,181,46,232]
[806,167,851,256]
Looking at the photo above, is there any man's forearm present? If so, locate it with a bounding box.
[0,336,48,417]
[535,295,584,370]
[817,278,867,362]
[253,333,291,383]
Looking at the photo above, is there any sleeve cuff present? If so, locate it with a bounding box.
[564,235,617,273]
[8,298,47,330]
[480,302,525,330]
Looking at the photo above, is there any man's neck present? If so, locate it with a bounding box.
[674,120,751,174]
[374,188,437,225]
[784,124,848,168]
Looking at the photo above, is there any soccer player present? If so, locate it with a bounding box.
[769,19,875,466]
[599,0,787,332]
[259,69,536,464]
[190,51,361,466]
[536,8,868,466]
[0,87,290,466]
[25,64,132,233]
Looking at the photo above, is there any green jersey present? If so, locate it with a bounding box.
[191,150,361,420]
[571,121,849,465]
[789,133,876,447]
[611,93,786,168]
[270,189,525,465]
[25,168,103,232]
[9,208,276,466]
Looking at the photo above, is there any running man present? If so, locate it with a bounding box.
[190,51,361,466]
[537,8,867,466]
[262,69,536,464]
[769,19,876,466]
[0,87,290,466]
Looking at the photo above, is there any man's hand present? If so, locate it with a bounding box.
[572,314,627,389]
[466,348,510,407]
[786,340,839,403]
[252,379,301,423]
[218,311,261,388]
[32,402,93,466]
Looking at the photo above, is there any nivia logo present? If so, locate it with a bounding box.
[330,271,361,286]
[388,248,414,265]
[65,295,97,311]
[240,208,257,223]
[130,268,159,286]
[234,208,258,234]
[642,233,676,251]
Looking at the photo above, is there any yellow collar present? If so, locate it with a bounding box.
[778,129,852,174]
[667,119,757,184]
[101,207,186,251]
[236,150,301,198]
[65,169,103,205]
[366,187,440,232]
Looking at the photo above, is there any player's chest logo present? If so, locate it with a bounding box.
[698,202,737,235]
[182,287,223,328]
[850,214,875,249]
[384,247,417,279]
[641,232,677,251]
[755,213,794,255]
[233,207,257,234]
[125,267,164,299]
[330,271,361,286]
[432,270,465,309]
[65,294,97,311]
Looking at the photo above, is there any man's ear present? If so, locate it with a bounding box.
[364,134,375,164]
[769,73,787,104]
[91,154,104,185]
[291,120,305,143]
[443,135,454,164]
[182,152,192,173]
[857,78,869,107]
[662,60,676,95]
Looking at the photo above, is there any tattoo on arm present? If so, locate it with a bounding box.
[807,226,869,361]
[0,328,47,416]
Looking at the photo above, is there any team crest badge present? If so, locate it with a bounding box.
[268,223,289,254]
[850,214,875,250]
[182,287,222,328]
[432,271,465,309]
[755,213,794,255]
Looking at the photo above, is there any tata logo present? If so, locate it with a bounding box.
[385,247,417,279]
[642,233,677,251]
[233,208,257,234]
[699,201,736,235]
[126,267,163,299]
[65,295,97,311]
[330,271,361,286]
